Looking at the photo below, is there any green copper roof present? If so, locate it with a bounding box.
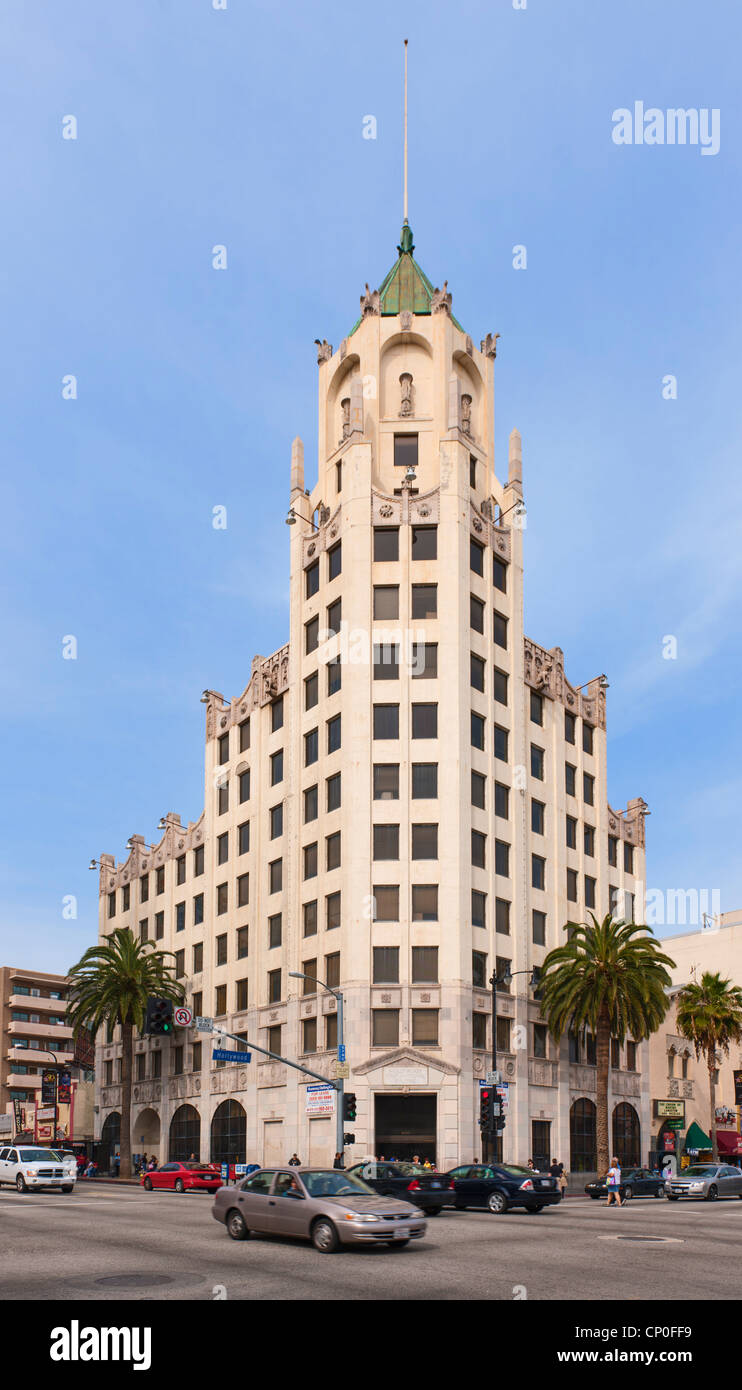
[349,222,463,334]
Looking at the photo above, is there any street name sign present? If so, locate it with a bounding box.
[212,1049,251,1063]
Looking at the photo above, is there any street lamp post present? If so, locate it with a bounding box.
[488,965,539,1163]
[289,972,345,1159]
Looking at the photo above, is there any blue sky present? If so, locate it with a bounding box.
[1,0,740,972]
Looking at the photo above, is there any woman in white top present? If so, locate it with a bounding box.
[606,1156,623,1206]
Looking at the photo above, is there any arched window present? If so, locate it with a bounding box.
[570,1098,597,1173]
[210,1100,246,1166]
[99,1111,121,1175]
[613,1103,640,1168]
[169,1104,201,1162]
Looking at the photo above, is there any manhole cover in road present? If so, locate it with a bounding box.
[93,1272,205,1289]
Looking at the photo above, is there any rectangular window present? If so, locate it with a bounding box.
[374,642,399,680]
[412,583,437,619]
[495,782,509,818]
[373,704,399,739]
[239,769,250,804]
[412,1010,438,1047]
[495,958,512,995]
[496,897,511,935]
[470,652,485,692]
[469,455,477,489]
[475,895,491,928]
[624,842,634,874]
[394,433,418,469]
[303,844,317,879]
[566,815,577,849]
[470,537,484,576]
[493,668,508,705]
[271,750,284,785]
[494,725,508,761]
[270,859,283,893]
[473,1013,488,1050]
[583,772,594,805]
[412,762,437,799]
[493,612,508,649]
[327,714,341,754]
[326,772,341,812]
[411,526,437,560]
[140,873,149,903]
[155,911,164,941]
[174,950,185,978]
[236,978,248,1012]
[533,1023,548,1059]
[583,722,594,755]
[175,902,185,932]
[328,542,342,581]
[412,703,437,739]
[271,696,284,733]
[585,876,596,909]
[530,744,544,780]
[326,892,341,931]
[471,829,486,869]
[608,835,618,867]
[470,594,485,633]
[173,1046,184,1076]
[412,642,437,679]
[495,840,510,877]
[176,855,186,886]
[372,1010,400,1047]
[373,885,399,921]
[267,1024,282,1055]
[237,926,249,959]
[304,728,318,766]
[302,1018,317,1055]
[303,900,318,937]
[217,782,229,815]
[139,919,148,943]
[156,866,165,894]
[584,825,595,856]
[305,616,319,655]
[531,799,545,834]
[471,712,485,750]
[327,656,342,697]
[493,556,507,592]
[565,763,576,797]
[212,934,226,967]
[373,946,399,983]
[326,598,342,637]
[216,882,228,915]
[237,873,249,908]
[471,770,486,809]
[413,823,438,859]
[374,527,399,562]
[326,1014,338,1050]
[530,691,543,725]
[268,969,282,1004]
[532,909,546,946]
[626,1041,637,1071]
[304,784,318,823]
[326,831,341,871]
[269,914,282,949]
[472,950,488,988]
[565,711,576,745]
[218,731,230,765]
[305,560,319,598]
[567,868,578,902]
[411,884,438,921]
[192,1041,202,1071]
[305,671,319,710]
[374,763,399,800]
[217,832,229,865]
[373,585,399,620]
[373,824,399,860]
[532,855,546,891]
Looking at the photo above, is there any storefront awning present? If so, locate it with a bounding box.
[684,1121,712,1152]
[716,1130,742,1157]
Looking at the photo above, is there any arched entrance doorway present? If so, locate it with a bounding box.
[570,1098,597,1173]
[613,1102,640,1168]
[170,1104,202,1162]
[210,1100,246,1166]
[133,1107,161,1164]
[99,1112,121,1175]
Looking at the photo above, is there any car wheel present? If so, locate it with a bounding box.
[487,1190,508,1215]
[386,1239,410,1248]
[426,1207,441,1216]
[525,1204,544,1213]
[175,1179,185,1193]
[61,1185,74,1193]
[622,1187,633,1202]
[226,1209,249,1241]
[654,1185,665,1198]
[706,1185,718,1202]
[311,1218,339,1253]
[15,1175,28,1193]
[143,1177,153,1191]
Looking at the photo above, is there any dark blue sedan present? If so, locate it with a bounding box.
[444,1163,561,1214]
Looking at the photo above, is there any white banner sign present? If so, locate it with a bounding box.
[305,1083,335,1116]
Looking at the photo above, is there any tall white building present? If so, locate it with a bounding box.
[95,221,649,1176]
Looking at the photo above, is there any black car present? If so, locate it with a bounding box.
[584,1167,667,1201]
[345,1161,452,1215]
[444,1163,561,1214]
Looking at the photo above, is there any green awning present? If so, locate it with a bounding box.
[684,1121,712,1151]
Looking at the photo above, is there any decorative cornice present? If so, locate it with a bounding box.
[352,1046,460,1077]
[371,486,440,528]
[470,500,512,561]
[523,637,607,731]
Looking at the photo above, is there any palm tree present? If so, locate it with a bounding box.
[67,928,184,1179]
[539,913,675,1175]
[675,971,742,1162]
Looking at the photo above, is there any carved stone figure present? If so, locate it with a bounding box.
[461,393,472,436]
[399,310,413,331]
[431,281,452,314]
[480,332,500,358]
[339,396,350,443]
[360,283,380,316]
[314,338,333,363]
[398,372,414,418]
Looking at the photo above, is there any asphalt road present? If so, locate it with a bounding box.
[1,1183,739,1301]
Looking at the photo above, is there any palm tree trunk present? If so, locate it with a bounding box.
[708,1048,718,1162]
[596,1011,611,1174]
[120,1019,133,1179]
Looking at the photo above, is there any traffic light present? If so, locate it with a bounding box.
[343,1093,357,1122]
[343,1133,355,1146]
[144,997,173,1036]
[479,1087,491,1130]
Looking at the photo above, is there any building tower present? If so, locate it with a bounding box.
[95,222,649,1176]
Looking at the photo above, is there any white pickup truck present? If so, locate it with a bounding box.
[0,1145,76,1192]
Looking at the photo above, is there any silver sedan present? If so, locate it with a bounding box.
[665,1163,742,1201]
[212,1166,427,1252]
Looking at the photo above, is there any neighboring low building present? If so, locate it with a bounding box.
[0,966,95,1148]
[648,914,742,1170]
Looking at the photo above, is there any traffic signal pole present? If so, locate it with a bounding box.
[336,991,344,1158]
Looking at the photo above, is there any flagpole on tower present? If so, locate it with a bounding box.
[403,38,408,223]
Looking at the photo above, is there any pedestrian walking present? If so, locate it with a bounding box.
[549,1158,568,1198]
[288,1153,301,1166]
[606,1156,623,1207]
[333,1152,345,1169]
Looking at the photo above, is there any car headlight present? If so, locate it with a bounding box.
[689,1183,704,1191]
[349,1213,383,1223]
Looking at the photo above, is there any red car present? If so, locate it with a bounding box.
[141,1161,223,1194]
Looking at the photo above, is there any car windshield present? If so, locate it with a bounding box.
[497,1165,534,1177]
[301,1170,375,1197]
[682,1166,718,1177]
[17,1148,56,1162]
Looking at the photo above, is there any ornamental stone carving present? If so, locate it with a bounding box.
[399,310,413,331]
[399,372,414,418]
[315,339,333,363]
[480,332,500,358]
[461,394,472,437]
[360,283,380,316]
[431,282,452,314]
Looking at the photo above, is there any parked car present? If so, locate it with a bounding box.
[345,1160,451,1214]
[0,1145,75,1193]
[443,1162,561,1214]
[212,1166,427,1252]
[141,1161,224,1194]
[665,1164,742,1201]
[585,1167,667,1201]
